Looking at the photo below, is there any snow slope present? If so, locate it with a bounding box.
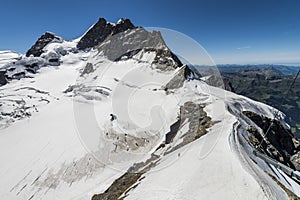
[0,51,22,67]
[124,83,300,200]
[125,94,268,200]
[0,21,299,200]
[0,45,181,199]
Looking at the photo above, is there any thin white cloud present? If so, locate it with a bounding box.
[237,46,251,50]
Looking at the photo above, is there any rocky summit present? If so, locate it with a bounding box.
[77,18,136,50]
[26,32,62,57]
[0,17,300,200]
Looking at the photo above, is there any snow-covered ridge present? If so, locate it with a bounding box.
[0,18,178,87]
[0,17,299,200]
[0,50,22,66]
[77,18,137,50]
[0,39,78,83]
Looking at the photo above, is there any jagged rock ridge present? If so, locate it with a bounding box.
[26,32,62,57]
[96,27,166,60]
[77,18,136,50]
[1,17,300,200]
[1,17,188,87]
[244,111,300,170]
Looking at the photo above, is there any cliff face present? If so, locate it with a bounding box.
[77,18,136,50]
[221,69,300,137]
[1,17,300,200]
[26,32,62,57]
[0,70,7,85]
[243,110,300,169]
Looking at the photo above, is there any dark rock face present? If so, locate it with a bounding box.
[49,58,59,63]
[152,48,183,70]
[291,152,300,171]
[80,63,94,76]
[243,110,300,169]
[183,65,196,80]
[12,71,26,80]
[205,74,226,89]
[77,18,113,50]
[0,70,7,85]
[77,18,136,50]
[26,32,60,57]
[112,18,135,35]
[207,75,235,92]
[164,65,191,90]
[98,28,167,61]
[24,63,39,74]
[165,102,212,154]
[222,70,300,137]
[91,154,159,200]
[223,78,235,92]
[165,119,181,144]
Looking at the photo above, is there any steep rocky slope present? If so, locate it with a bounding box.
[220,68,300,137]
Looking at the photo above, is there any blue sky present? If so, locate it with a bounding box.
[0,0,299,64]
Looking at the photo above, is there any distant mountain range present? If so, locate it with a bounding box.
[1,17,300,200]
[217,64,300,76]
[219,67,300,137]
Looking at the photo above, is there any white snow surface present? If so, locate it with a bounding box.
[0,51,22,67]
[0,42,299,200]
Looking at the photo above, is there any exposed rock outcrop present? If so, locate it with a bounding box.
[205,74,227,90]
[80,63,94,76]
[92,102,212,200]
[0,70,7,85]
[26,32,61,57]
[243,110,300,169]
[78,18,179,68]
[152,48,183,71]
[115,47,183,70]
[112,18,136,35]
[165,101,212,154]
[77,18,136,50]
[97,27,167,61]
[223,78,235,92]
[164,65,196,91]
[91,154,159,200]
[291,152,300,171]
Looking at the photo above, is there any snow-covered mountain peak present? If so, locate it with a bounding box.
[116,18,130,24]
[77,17,136,50]
[26,32,63,57]
[76,18,173,64]
[0,18,180,87]
[96,27,170,61]
[1,17,300,200]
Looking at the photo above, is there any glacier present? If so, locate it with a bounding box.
[0,18,299,200]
